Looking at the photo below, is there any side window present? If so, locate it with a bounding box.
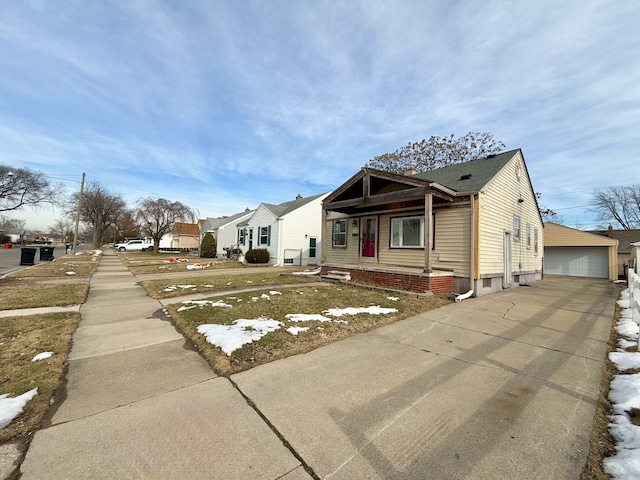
[238,228,246,245]
[514,216,521,241]
[333,219,347,247]
[534,228,539,255]
[526,224,531,249]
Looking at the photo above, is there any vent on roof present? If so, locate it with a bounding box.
[460,173,472,180]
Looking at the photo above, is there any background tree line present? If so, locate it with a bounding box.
[0,166,195,250]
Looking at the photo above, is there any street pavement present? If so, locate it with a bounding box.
[15,249,618,479]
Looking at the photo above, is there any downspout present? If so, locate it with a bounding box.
[455,194,475,302]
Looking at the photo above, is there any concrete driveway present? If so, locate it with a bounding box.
[233,275,618,479]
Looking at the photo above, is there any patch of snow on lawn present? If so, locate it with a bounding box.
[179,300,232,310]
[163,284,198,292]
[31,352,53,362]
[197,318,283,355]
[286,313,332,323]
[323,306,398,317]
[387,296,399,301]
[261,293,271,300]
[287,326,309,335]
[65,271,76,275]
[604,288,640,479]
[269,291,282,295]
[0,388,38,429]
[610,352,640,371]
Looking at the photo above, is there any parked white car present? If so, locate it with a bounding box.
[114,239,154,252]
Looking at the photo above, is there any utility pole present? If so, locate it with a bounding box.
[71,173,85,255]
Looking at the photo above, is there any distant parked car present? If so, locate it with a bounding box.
[113,239,154,252]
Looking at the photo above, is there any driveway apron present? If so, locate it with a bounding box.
[19,249,306,480]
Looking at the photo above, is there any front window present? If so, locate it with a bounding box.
[238,228,246,245]
[391,216,424,248]
[333,219,347,247]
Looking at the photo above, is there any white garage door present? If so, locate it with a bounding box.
[544,247,608,278]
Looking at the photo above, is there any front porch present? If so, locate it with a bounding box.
[320,263,454,295]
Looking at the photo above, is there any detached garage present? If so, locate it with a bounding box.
[544,223,618,280]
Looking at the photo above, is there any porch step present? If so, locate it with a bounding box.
[324,270,351,282]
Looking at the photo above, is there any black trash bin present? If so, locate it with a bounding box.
[39,246,55,261]
[20,247,37,266]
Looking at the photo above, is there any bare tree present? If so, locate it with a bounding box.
[366,132,506,174]
[50,218,74,243]
[0,165,64,212]
[590,185,640,230]
[115,210,141,242]
[535,193,558,222]
[135,197,195,253]
[68,181,127,247]
[0,214,26,231]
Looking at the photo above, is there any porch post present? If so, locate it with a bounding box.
[424,192,432,273]
[321,207,327,264]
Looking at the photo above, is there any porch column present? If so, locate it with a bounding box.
[321,207,327,264]
[424,192,432,273]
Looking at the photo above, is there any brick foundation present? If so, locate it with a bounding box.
[320,266,454,295]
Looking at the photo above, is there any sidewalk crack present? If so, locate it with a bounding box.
[228,378,320,480]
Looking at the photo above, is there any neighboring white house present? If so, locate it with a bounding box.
[236,192,330,266]
[200,208,255,257]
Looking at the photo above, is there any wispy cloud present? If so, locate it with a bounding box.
[0,0,638,229]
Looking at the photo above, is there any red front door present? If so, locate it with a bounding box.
[361,217,377,259]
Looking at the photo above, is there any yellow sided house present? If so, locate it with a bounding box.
[321,149,543,297]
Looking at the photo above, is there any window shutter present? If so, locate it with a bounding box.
[257,226,261,245]
[267,225,271,246]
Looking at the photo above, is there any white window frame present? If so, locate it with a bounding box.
[534,228,539,255]
[333,219,347,247]
[514,215,521,241]
[390,215,425,248]
[526,224,531,249]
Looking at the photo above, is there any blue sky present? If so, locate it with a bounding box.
[1,0,638,231]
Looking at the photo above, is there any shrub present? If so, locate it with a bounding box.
[245,248,270,264]
[200,232,217,258]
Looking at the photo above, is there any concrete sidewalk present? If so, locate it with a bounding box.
[17,249,618,479]
[19,249,308,479]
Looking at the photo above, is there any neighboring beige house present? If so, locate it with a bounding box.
[159,222,201,251]
[590,227,640,278]
[545,222,618,280]
[321,149,543,297]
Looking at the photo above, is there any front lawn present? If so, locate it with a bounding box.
[142,272,319,300]
[165,284,452,376]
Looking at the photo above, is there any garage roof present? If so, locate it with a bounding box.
[544,222,618,247]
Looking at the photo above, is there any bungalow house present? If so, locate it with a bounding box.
[158,222,201,251]
[200,208,255,257]
[236,192,330,266]
[321,149,543,297]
